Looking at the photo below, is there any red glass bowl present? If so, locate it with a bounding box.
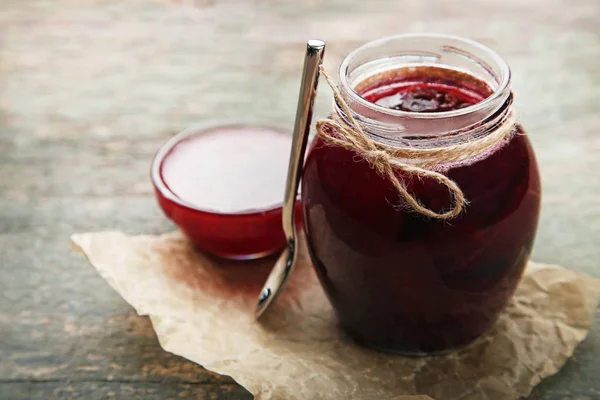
[151,122,301,260]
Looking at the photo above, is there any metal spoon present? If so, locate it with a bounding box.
[255,39,326,319]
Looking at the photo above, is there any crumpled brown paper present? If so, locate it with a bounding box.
[71,231,600,400]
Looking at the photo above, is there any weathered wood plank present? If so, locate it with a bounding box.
[0,382,251,400]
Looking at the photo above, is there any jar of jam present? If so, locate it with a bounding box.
[301,34,541,355]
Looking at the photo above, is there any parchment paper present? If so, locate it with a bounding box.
[71,231,600,400]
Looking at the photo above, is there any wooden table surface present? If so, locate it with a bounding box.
[1,0,599,399]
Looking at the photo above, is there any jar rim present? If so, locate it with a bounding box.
[338,33,512,120]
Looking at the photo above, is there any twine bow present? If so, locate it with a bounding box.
[315,66,517,219]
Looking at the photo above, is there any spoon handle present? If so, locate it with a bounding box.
[282,39,326,238]
[255,40,325,319]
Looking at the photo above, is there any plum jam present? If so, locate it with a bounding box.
[152,124,301,260]
[301,35,541,354]
[161,126,290,213]
[359,66,492,112]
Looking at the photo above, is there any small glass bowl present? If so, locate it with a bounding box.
[151,122,301,260]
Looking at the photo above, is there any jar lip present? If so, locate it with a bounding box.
[338,33,512,120]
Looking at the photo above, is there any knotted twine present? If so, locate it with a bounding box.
[315,66,518,219]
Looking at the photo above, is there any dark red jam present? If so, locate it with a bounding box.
[302,67,541,354]
[358,66,494,113]
[153,126,301,260]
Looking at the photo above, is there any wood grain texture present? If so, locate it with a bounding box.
[0,0,598,398]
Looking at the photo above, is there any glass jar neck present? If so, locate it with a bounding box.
[335,34,513,148]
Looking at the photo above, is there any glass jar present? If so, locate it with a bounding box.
[301,34,541,355]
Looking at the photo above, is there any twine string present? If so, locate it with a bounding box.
[315,66,516,219]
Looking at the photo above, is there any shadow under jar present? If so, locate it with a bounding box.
[301,34,541,355]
